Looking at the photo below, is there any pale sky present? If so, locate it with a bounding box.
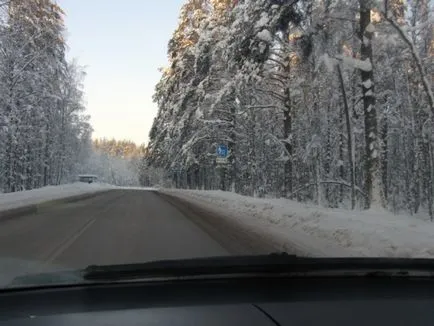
[58,0,184,145]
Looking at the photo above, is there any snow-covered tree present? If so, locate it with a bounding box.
[0,0,93,193]
[149,0,434,217]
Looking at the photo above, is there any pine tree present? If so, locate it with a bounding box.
[0,0,92,192]
[149,0,434,218]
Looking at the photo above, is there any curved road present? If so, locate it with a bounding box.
[0,190,229,272]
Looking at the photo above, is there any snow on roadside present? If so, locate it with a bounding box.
[0,183,114,212]
[163,189,434,258]
[115,186,157,191]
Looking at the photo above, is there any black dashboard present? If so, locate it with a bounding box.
[1,275,434,325]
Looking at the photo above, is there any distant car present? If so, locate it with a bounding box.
[78,175,98,184]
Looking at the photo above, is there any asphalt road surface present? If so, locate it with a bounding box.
[0,190,229,273]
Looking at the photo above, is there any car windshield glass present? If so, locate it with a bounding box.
[0,0,433,289]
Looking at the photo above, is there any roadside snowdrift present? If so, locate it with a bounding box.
[0,183,114,212]
[163,189,434,258]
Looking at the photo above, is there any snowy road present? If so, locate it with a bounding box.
[0,190,230,272]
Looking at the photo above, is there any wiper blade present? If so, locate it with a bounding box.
[10,255,434,286]
[83,253,297,280]
[82,253,434,281]
[8,254,294,287]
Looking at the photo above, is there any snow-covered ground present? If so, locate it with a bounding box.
[163,189,434,258]
[0,183,114,212]
[115,186,157,191]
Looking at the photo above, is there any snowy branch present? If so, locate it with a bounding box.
[383,13,434,115]
[254,88,286,102]
[336,55,373,72]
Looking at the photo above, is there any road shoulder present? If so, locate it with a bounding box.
[157,193,277,255]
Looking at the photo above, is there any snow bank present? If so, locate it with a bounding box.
[115,186,158,191]
[163,189,434,258]
[0,183,114,212]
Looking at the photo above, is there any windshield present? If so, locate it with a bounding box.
[0,0,433,288]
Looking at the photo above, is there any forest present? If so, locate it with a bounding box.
[86,138,145,186]
[0,0,92,193]
[148,0,434,216]
[0,0,145,192]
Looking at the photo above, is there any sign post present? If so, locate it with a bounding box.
[216,144,229,164]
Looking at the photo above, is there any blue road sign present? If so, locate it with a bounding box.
[217,144,228,158]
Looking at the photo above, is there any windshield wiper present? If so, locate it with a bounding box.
[10,254,434,287]
[83,253,296,280]
[82,253,434,281]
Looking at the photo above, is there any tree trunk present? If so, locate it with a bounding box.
[324,112,332,206]
[315,148,321,206]
[337,64,356,209]
[5,133,15,192]
[381,117,388,203]
[428,142,434,221]
[339,108,345,204]
[360,1,380,209]
[228,101,237,192]
[283,87,293,197]
[43,147,49,187]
